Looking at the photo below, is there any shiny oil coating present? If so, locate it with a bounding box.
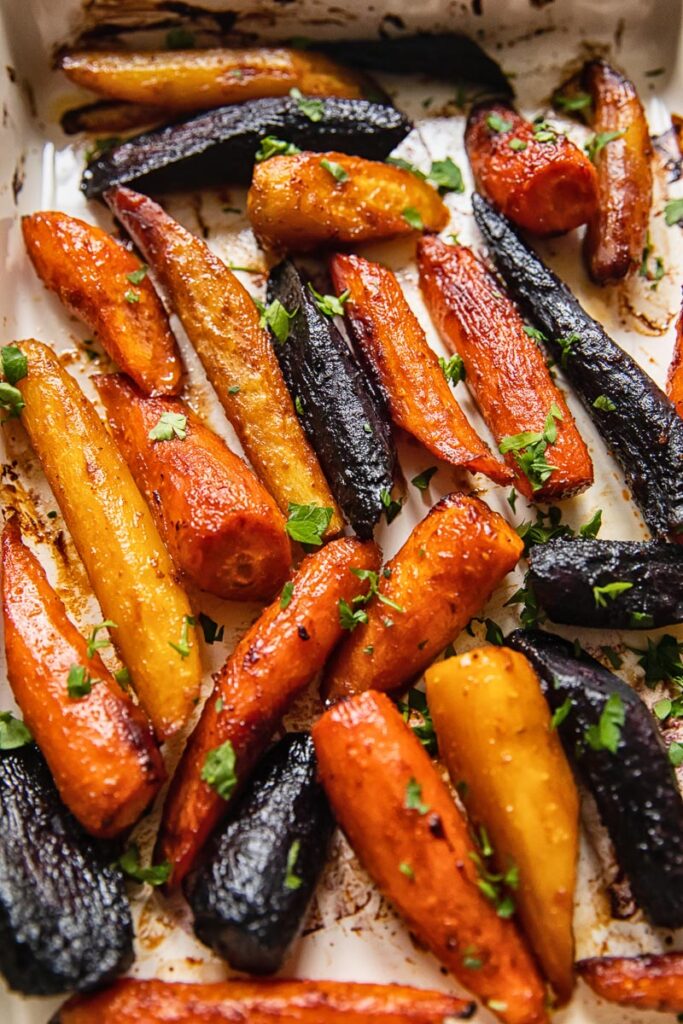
[473,192,683,541]
[82,96,411,197]
[577,952,683,1012]
[1,520,164,837]
[507,629,683,929]
[96,373,291,602]
[106,187,342,530]
[247,151,449,253]
[157,537,380,887]
[417,237,593,500]
[313,691,547,1024]
[54,977,475,1023]
[466,102,598,235]
[59,47,367,110]
[0,745,133,996]
[426,646,579,1004]
[582,60,653,283]
[331,253,511,485]
[15,340,201,739]
[323,492,523,703]
[21,212,182,395]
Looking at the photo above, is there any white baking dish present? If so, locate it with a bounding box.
[1,1,682,1021]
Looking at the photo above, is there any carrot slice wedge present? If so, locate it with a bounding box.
[577,952,683,1012]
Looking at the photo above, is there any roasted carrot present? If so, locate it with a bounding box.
[313,691,548,1024]
[13,339,201,740]
[157,536,379,887]
[21,212,182,396]
[59,48,368,111]
[323,493,523,704]
[105,186,341,530]
[577,953,683,1012]
[465,102,598,235]
[581,60,653,283]
[330,253,512,486]
[667,293,683,418]
[61,99,167,135]
[55,977,475,1024]
[1,519,165,837]
[95,374,291,602]
[426,647,579,1004]
[247,152,449,253]
[417,238,593,500]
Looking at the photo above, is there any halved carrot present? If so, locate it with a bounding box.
[322,493,523,704]
[1,519,164,837]
[417,237,593,501]
[21,212,182,396]
[465,102,598,235]
[668,299,683,418]
[55,977,475,1024]
[313,690,548,1024]
[577,953,683,1012]
[96,373,291,602]
[157,536,380,887]
[330,253,511,486]
[105,186,341,531]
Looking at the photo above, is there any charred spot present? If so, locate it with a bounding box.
[298,625,310,641]
[428,812,444,838]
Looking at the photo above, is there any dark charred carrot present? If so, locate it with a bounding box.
[417,237,593,501]
[313,690,548,1024]
[330,253,512,486]
[577,953,683,1012]
[156,537,380,887]
[1,518,165,837]
[465,101,598,236]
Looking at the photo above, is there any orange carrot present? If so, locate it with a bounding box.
[577,953,683,1012]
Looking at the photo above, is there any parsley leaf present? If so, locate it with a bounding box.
[0,381,24,419]
[286,503,333,546]
[307,283,350,318]
[439,353,466,386]
[579,509,603,538]
[508,137,527,151]
[585,693,625,754]
[532,118,558,144]
[634,634,683,687]
[339,599,368,631]
[665,198,683,226]
[550,697,573,730]
[399,861,415,878]
[506,574,544,629]
[380,488,403,524]
[484,618,504,645]
[469,826,518,918]
[0,711,31,750]
[320,157,348,182]
[169,614,195,658]
[398,688,438,754]
[405,777,430,815]
[289,87,325,122]
[148,411,187,442]
[124,289,140,304]
[411,467,437,491]
[284,839,303,889]
[523,325,547,343]
[585,129,625,163]
[427,156,464,194]
[499,404,562,492]
[67,664,93,698]
[486,112,513,133]
[280,580,294,609]
[201,739,238,800]
[126,265,148,285]
[593,581,633,608]
[198,612,224,645]
[669,741,683,767]
[258,298,298,343]
[255,136,301,162]
[86,619,117,659]
[402,207,424,230]
[554,91,592,112]
[516,506,573,554]
[386,156,426,178]
[639,232,665,286]
[557,332,579,367]
[593,395,616,412]
[1,345,27,386]
[118,844,171,886]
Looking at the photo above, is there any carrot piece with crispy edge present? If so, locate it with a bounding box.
[577,953,683,1012]
[156,536,380,888]
[21,212,182,396]
[417,237,593,501]
[426,646,579,1005]
[247,151,449,253]
[464,101,598,236]
[322,493,523,705]
[581,60,653,284]
[58,47,368,112]
[105,186,342,532]
[667,294,683,418]
[13,339,201,740]
[330,253,512,486]
[1,518,165,838]
[54,977,476,1024]
[313,690,548,1024]
[95,373,291,602]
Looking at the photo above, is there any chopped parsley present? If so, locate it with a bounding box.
[506,573,544,629]
[257,298,298,344]
[508,138,527,151]
[556,332,579,367]
[462,946,483,970]
[484,618,504,645]
[398,688,438,754]
[532,118,558,144]
[126,265,148,285]
[198,612,224,645]
[499,403,563,492]
[280,581,295,609]
[67,664,93,699]
[411,467,437,491]
[339,600,368,631]
[350,567,405,614]
[1,345,27,386]
[320,157,348,182]
[285,503,333,546]
[550,697,573,730]
[227,385,240,395]
[148,411,187,442]
[554,91,592,112]
[201,739,238,800]
[486,112,513,133]
[307,283,349,318]
[255,136,301,162]
[634,634,683,687]
[169,614,195,659]
[124,289,140,304]
[380,488,403,524]
[118,844,171,886]
[469,827,518,918]
[523,325,547,344]
[405,777,430,815]
[86,619,117,659]
[669,742,683,767]
[665,198,683,226]
[114,666,130,688]
[289,88,324,122]
[439,353,466,386]
[579,509,603,538]
[593,395,616,412]
[402,207,424,231]
[585,129,625,163]
[592,581,633,608]
[398,861,415,878]
[639,232,665,286]
[284,839,303,889]
[0,711,31,750]
[427,156,464,194]
[585,693,625,754]
[516,505,602,553]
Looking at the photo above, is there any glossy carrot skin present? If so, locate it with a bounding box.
[105,187,341,531]
[157,537,380,887]
[582,60,653,284]
[15,340,201,740]
[330,253,511,486]
[577,953,683,1012]
[21,212,182,396]
[1,519,164,837]
[59,48,367,111]
[313,691,548,1024]
[247,152,449,253]
[323,493,523,704]
[55,977,475,1023]
[417,238,593,500]
[667,296,683,418]
[96,374,291,602]
[465,103,598,235]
